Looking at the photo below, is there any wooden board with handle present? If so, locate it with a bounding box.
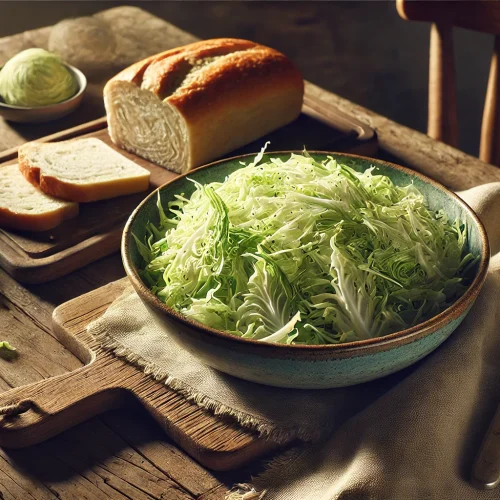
[0,277,284,471]
[0,93,377,284]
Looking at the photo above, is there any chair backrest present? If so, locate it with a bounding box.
[397,0,500,165]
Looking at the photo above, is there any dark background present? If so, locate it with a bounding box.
[0,1,494,157]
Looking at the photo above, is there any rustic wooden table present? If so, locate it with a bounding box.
[2,7,500,500]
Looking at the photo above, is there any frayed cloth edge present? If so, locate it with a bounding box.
[224,448,304,499]
[89,321,325,445]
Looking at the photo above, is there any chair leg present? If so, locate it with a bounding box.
[428,22,459,147]
[480,35,500,166]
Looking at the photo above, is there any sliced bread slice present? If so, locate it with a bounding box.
[0,164,78,232]
[19,138,151,202]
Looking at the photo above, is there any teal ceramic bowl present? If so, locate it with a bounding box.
[122,152,490,389]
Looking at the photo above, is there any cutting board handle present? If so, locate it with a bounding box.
[0,356,130,448]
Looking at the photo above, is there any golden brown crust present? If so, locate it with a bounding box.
[185,79,303,168]
[18,149,150,203]
[19,146,92,201]
[167,47,304,123]
[35,174,149,203]
[38,174,95,202]
[107,38,256,89]
[104,38,304,172]
[108,47,184,86]
[107,38,303,124]
[18,151,41,188]
[140,39,258,99]
[141,54,192,99]
[181,39,256,60]
[0,202,78,232]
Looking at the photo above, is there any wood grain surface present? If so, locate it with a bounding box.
[397,0,500,165]
[0,278,281,471]
[428,22,458,147]
[0,122,177,280]
[0,264,232,499]
[2,5,500,500]
[0,6,197,153]
[306,81,500,191]
[480,35,500,166]
[397,0,500,35]
[0,98,376,284]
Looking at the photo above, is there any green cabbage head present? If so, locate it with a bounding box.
[0,48,78,107]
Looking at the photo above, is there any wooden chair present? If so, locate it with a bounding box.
[397,0,500,165]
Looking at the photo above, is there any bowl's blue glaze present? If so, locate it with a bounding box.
[122,152,489,389]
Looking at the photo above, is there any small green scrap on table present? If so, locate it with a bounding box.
[0,341,17,360]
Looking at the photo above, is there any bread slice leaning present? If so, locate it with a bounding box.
[19,138,151,202]
[0,164,78,232]
[104,38,304,174]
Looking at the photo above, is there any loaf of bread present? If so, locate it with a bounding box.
[19,138,150,202]
[0,164,78,232]
[103,38,304,174]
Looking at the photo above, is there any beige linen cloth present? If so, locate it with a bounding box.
[88,183,500,500]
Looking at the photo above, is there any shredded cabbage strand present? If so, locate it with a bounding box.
[137,151,477,345]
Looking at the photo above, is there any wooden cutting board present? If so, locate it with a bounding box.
[0,277,285,471]
[0,93,377,284]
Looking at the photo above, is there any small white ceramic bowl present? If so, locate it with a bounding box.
[0,64,87,124]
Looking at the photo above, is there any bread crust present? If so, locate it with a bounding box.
[0,200,78,232]
[104,38,304,172]
[18,150,40,185]
[107,38,303,118]
[107,38,257,86]
[168,47,304,123]
[18,144,150,203]
[141,55,192,98]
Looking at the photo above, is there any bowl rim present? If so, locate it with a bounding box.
[0,63,87,110]
[122,151,490,353]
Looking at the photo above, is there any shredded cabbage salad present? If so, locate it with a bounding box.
[135,150,477,345]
